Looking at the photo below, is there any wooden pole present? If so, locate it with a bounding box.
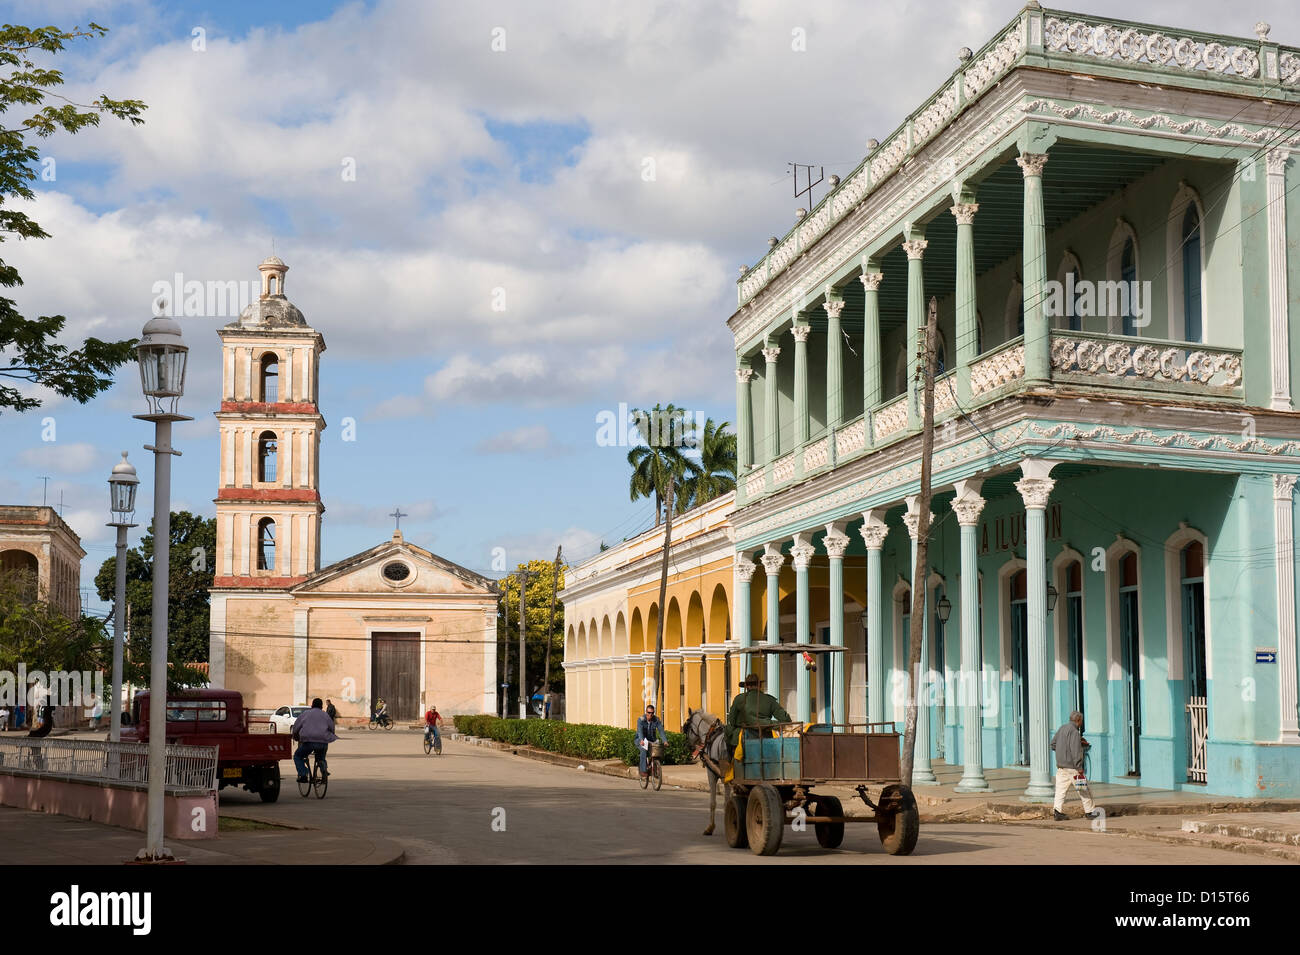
[541,546,562,718]
[901,297,938,786]
[651,476,675,718]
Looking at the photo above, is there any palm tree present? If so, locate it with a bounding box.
[627,403,695,526]
[677,418,736,512]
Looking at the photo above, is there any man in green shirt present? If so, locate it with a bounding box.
[725,672,792,749]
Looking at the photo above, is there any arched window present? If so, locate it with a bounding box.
[1064,560,1084,719]
[1056,252,1085,331]
[1181,541,1207,698]
[259,353,279,403]
[1182,205,1203,343]
[257,518,276,572]
[1009,568,1029,765]
[257,431,278,483]
[976,311,985,355]
[1120,239,1137,336]
[268,275,278,295]
[1005,281,1024,340]
[1117,550,1141,775]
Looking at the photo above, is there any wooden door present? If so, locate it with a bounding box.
[372,632,420,721]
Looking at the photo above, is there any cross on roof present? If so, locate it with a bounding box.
[389,507,408,531]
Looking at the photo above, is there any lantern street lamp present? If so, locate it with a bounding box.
[936,595,952,624]
[106,452,139,744]
[1046,583,1060,614]
[133,312,191,863]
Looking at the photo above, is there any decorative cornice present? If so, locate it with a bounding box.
[1020,99,1300,148]
[950,202,979,225]
[1016,152,1049,177]
[791,324,813,344]
[902,239,928,260]
[859,272,884,292]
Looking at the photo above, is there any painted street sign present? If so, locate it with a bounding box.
[1256,649,1278,664]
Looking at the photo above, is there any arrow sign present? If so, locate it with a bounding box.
[1256,650,1278,664]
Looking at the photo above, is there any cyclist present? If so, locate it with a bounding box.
[373,698,389,727]
[424,704,443,749]
[292,698,337,783]
[635,704,667,780]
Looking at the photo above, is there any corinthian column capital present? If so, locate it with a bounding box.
[735,555,759,583]
[823,298,846,320]
[1275,473,1298,500]
[902,239,928,260]
[736,367,756,383]
[1015,476,1055,510]
[1267,148,1290,176]
[761,346,781,364]
[859,271,884,292]
[791,324,813,344]
[760,542,786,577]
[950,202,979,225]
[1016,152,1049,178]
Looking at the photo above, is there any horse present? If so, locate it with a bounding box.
[682,707,730,836]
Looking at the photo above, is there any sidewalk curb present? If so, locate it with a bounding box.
[1107,825,1300,862]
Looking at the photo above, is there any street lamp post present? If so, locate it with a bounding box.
[133,313,191,862]
[107,452,139,744]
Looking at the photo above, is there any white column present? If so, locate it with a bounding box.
[904,495,937,784]
[299,431,309,487]
[223,513,234,575]
[283,427,294,488]
[860,511,889,723]
[293,609,308,704]
[245,347,254,401]
[1274,474,1300,742]
[792,532,815,722]
[1017,458,1057,800]
[284,347,295,402]
[1268,149,1292,411]
[299,514,309,575]
[761,544,786,701]
[953,480,990,792]
[824,522,851,726]
[222,427,234,486]
[224,347,235,401]
[240,514,251,576]
[242,429,253,486]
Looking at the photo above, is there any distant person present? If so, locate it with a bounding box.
[424,705,442,748]
[89,696,104,731]
[292,698,337,783]
[1051,711,1099,821]
[635,704,667,780]
[0,705,9,731]
[325,698,338,723]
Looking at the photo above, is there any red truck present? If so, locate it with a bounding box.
[122,689,291,803]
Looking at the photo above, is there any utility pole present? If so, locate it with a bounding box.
[498,590,507,718]
[901,297,939,786]
[541,546,562,719]
[517,568,529,719]
[651,476,675,718]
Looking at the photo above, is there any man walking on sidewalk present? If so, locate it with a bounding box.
[1051,711,1099,821]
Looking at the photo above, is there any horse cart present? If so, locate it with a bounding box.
[713,644,919,857]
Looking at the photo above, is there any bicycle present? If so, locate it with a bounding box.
[297,747,328,799]
[368,713,394,731]
[423,728,442,755]
[640,740,664,791]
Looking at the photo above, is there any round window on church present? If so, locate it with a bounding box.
[382,561,411,583]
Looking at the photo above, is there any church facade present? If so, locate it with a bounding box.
[208,258,497,722]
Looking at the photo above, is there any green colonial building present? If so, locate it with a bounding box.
[726,5,1300,798]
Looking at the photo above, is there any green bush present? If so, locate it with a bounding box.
[450,714,694,766]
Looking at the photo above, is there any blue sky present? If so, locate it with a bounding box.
[3,0,1299,616]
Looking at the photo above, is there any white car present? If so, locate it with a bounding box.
[269,705,311,734]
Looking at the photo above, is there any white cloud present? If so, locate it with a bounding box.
[473,424,566,457]
[17,442,103,474]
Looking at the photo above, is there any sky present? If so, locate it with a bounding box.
[3,0,1299,617]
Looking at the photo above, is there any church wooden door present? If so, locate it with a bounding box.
[371,632,420,721]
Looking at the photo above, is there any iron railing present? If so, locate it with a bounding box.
[1186,696,1208,783]
[0,738,218,794]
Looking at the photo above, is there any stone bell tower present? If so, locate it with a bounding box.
[212,256,327,587]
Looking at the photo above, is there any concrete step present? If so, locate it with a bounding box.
[1181,816,1300,847]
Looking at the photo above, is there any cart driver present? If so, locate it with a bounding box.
[725,672,792,749]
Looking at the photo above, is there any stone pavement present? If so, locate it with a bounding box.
[0,804,404,865]
[476,738,1300,860]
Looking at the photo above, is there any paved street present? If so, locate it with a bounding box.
[211,732,1286,864]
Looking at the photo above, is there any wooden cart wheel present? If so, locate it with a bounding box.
[724,791,749,849]
[745,783,785,856]
[877,783,919,856]
[813,794,845,849]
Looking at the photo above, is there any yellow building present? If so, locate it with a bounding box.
[559,492,737,730]
[0,505,85,618]
[208,257,497,721]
